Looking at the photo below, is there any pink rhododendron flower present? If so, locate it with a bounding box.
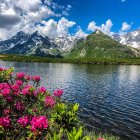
[15,102,24,111]
[4,110,9,115]
[26,75,31,80]
[5,96,13,102]
[22,85,32,95]
[25,85,32,89]
[10,72,13,76]
[33,91,37,96]
[22,85,37,96]
[0,67,3,71]
[16,80,23,85]
[34,76,40,81]
[12,84,20,95]
[0,83,10,91]
[33,108,37,112]
[0,116,10,128]
[22,89,30,95]
[98,139,106,140]
[2,88,10,96]
[53,89,63,96]
[17,72,25,79]
[3,68,9,71]
[17,116,29,127]
[38,87,46,94]
[30,116,48,131]
[45,96,55,108]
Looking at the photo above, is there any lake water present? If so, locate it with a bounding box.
[0,61,140,140]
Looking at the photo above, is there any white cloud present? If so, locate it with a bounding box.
[36,19,57,37]
[44,0,51,6]
[87,21,97,32]
[88,19,113,35]
[57,17,76,37]
[118,22,132,35]
[121,22,131,31]
[0,0,72,40]
[121,0,126,2]
[75,28,88,38]
[66,5,72,11]
[36,17,76,38]
[0,2,21,29]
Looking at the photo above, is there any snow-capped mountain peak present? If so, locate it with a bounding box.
[112,29,140,49]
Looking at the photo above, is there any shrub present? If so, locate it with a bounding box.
[0,67,114,140]
[0,67,80,139]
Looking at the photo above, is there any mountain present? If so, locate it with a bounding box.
[0,31,82,57]
[1,30,140,58]
[0,31,30,51]
[67,30,140,59]
[50,36,84,55]
[2,31,47,55]
[1,31,65,57]
[112,29,140,49]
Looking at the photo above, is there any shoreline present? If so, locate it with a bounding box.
[0,54,140,65]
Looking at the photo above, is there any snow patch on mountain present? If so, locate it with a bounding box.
[112,29,140,49]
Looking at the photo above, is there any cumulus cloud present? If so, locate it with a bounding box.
[75,28,88,38]
[87,19,113,35]
[0,2,21,28]
[36,17,76,38]
[87,21,97,32]
[57,17,76,37]
[121,22,131,31]
[118,22,132,35]
[0,0,72,40]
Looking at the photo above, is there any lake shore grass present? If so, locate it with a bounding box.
[83,130,119,140]
[0,54,140,65]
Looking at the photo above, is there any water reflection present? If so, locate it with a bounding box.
[0,61,140,140]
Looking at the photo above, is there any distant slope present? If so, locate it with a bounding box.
[0,31,30,51]
[112,29,140,49]
[67,30,140,59]
[1,31,61,57]
[0,31,82,57]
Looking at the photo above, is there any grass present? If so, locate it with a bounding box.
[86,132,119,140]
[0,54,140,65]
[83,129,119,140]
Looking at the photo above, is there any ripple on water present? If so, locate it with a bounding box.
[0,61,140,140]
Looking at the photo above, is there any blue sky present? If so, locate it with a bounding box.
[54,0,140,34]
[0,0,140,40]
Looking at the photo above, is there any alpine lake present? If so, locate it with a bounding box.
[0,61,140,140]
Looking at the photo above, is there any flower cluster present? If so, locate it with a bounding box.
[4,109,10,115]
[16,80,23,86]
[12,84,20,95]
[0,116,10,128]
[53,89,63,96]
[45,96,55,108]
[0,67,3,71]
[30,116,48,131]
[0,83,10,96]
[15,102,24,111]
[17,116,29,127]
[0,67,10,71]
[26,75,31,80]
[38,86,46,94]
[17,72,25,79]
[1,67,85,140]
[5,95,13,102]
[22,85,37,96]
[34,76,40,81]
